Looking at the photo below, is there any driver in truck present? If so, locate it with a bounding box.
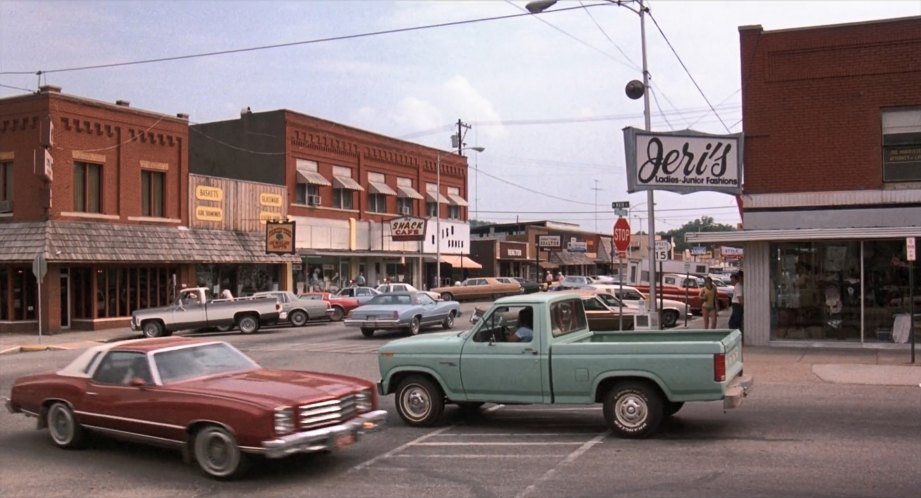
[507,307,534,342]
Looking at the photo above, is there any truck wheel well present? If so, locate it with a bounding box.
[595,377,665,403]
[386,371,440,396]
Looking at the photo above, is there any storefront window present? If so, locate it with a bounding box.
[770,240,918,343]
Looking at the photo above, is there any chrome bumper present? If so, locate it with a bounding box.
[343,319,401,329]
[723,374,754,409]
[3,396,14,414]
[258,409,387,458]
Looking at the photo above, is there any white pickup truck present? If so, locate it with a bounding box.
[130,287,281,337]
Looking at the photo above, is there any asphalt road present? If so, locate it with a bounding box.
[2,300,919,497]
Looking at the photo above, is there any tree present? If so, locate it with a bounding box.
[662,216,737,254]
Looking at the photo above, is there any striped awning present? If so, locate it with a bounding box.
[397,185,424,200]
[296,168,331,186]
[425,191,449,204]
[368,181,397,195]
[447,193,468,207]
[333,175,365,191]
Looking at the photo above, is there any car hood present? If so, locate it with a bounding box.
[165,369,371,407]
[380,329,467,354]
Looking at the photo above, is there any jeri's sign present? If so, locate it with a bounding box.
[623,128,743,195]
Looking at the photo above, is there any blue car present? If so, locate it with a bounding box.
[344,291,461,338]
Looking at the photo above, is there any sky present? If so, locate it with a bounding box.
[2,0,919,235]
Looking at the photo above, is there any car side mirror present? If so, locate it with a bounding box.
[129,377,147,387]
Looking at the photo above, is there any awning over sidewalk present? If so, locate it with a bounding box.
[438,255,482,269]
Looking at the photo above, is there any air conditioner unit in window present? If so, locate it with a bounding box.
[308,195,321,206]
[400,206,411,215]
[0,200,11,213]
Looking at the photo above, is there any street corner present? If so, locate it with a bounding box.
[812,364,921,387]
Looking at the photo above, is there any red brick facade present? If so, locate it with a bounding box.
[739,16,921,194]
[0,87,190,224]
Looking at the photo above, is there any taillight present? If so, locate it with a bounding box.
[713,353,726,382]
[276,303,281,311]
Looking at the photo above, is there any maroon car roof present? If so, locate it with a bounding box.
[109,336,214,353]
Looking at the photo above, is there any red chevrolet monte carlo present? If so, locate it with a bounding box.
[4,337,386,479]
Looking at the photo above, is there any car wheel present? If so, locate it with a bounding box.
[360,328,375,338]
[661,310,679,328]
[141,321,164,338]
[46,402,87,449]
[664,401,685,417]
[441,292,454,302]
[395,376,444,426]
[237,315,259,334]
[407,316,421,336]
[289,310,308,327]
[193,425,247,480]
[603,381,664,439]
[330,306,344,322]
[442,311,455,329]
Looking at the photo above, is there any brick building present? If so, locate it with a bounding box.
[191,110,473,291]
[0,87,296,334]
[687,16,921,347]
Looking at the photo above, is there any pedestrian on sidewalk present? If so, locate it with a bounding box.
[728,271,744,333]
[699,277,718,329]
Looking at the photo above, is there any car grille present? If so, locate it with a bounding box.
[298,395,357,430]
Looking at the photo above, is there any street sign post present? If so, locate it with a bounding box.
[32,253,47,343]
[612,217,631,332]
[655,240,671,261]
[613,218,631,257]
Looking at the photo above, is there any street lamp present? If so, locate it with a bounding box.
[436,145,485,289]
[526,0,658,324]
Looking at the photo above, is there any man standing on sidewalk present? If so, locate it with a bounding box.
[728,271,744,333]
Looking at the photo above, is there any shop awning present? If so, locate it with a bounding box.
[686,226,921,244]
[438,255,482,269]
[397,185,424,199]
[368,181,397,195]
[296,168,331,186]
[333,175,365,191]
[425,191,450,204]
[446,193,469,207]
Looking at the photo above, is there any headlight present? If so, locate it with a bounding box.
[274,407,295,435]
[355,388,373,412]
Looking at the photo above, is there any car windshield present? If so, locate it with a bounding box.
[153,342,258,384]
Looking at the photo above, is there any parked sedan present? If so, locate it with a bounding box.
[332,286,380,305]
[344,291,461,337]
[376,282,441,301]
[251,290,330,327]
[590,284,692,328]
[557,275,593,290]
[299,292,359,322]
[3,337,386,480]
[431,277,521,302]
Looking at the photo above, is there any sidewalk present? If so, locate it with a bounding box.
[1,325,919,387]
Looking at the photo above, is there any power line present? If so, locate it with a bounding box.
[647,10,732,133]
[0,4,597,77]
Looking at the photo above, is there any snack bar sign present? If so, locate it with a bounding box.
[623,127,743,195]
[390,216,427,242]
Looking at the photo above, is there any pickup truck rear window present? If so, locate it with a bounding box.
[550,299,587,337]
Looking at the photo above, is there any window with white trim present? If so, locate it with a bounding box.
[295,159,322,204]
[333,165,355,209]
[447,186,461,220]
[882,108,921,183]
[426,182,438,217]
[74,161,102,213]
[368,172,387,213]
[0,161,12,211]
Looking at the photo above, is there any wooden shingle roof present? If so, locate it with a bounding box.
[0,221,300,264]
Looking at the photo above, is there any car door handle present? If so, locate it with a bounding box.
[521,348,537,355]
[86,391,98,396]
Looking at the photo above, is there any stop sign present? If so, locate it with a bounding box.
[613,217,631,254]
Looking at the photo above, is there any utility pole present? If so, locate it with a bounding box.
[592,179,601,232]
[454,119,473,156]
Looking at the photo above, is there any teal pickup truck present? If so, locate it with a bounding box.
[378,292,753,438]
